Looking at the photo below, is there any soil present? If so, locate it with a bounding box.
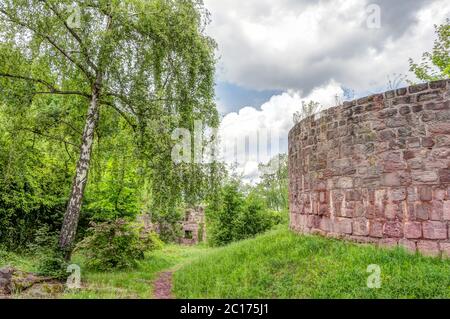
[152,271,174,299]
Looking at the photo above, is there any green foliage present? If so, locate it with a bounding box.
[254,154,289,212]
[174,226,450,299]
[25,225,68,279]
[0,0,219,251]
[410,20,450,81]
[74,219,159,271]
[208,181,279,246]
[36,249,68,280]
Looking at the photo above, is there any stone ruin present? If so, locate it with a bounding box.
[138,206,206,245]
[179,207,206,245]
[288,80,450,258]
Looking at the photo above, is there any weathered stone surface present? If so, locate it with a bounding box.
[0,267,62,298]
[417,241,440,257]
[289,81,450,258]
[0,267,14,295]
[404,222,422,239]
[422,221,448,240]
[335,218,352,234]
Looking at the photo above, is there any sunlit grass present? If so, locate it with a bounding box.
[3,228,450,299]
[173,225,450,299]
[65,244,213,299]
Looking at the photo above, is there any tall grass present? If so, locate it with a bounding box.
[173,226,450,299]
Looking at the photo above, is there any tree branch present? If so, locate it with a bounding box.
[39,0,98,74]
[16,127,80,148]
[99,99,137,132]
[0,8,94,81]
[0,72,91,98]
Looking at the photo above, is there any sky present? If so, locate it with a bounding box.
[203,0,450,182]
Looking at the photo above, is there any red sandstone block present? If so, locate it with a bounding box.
[415,202,431,221]
[345,190,361,202]
[383,221,404,238]
[421,137,435,148]
[389,188,407,202]
[428,122,450,134]
[336,177,354,189]
[335,218,352,234]
[407,187,418,202]
[422,221,448,240]
[385,203,400,220]
[419,186,432,201]
[369,221,384,238]
[399,239,417,254]
[417,241,441,257]
[382,173,401,187]
[430,201,443,221]
[353,219,369,236]
[319,217,332,232]
[405,222,422,239]
[411,171,439,184]
[379,130,396,141]
[435,136,450,148]
[444,201,450,221]
[439,169,450,183]
[383,151,406,172]
[434,188,448,201]
[319,192,327,203]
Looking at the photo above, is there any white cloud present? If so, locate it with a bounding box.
[218,81,343,182]
[205,0,450,94]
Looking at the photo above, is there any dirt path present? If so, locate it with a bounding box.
[152,271,174,299]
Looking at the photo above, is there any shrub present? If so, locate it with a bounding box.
[208,183,281,246]
[36,249,68,280]
[27,225,68,279]
[75,219,158,271]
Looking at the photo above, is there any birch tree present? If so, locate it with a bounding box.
[0,0,218,257]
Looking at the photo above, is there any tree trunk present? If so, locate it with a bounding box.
[59,86,100,256]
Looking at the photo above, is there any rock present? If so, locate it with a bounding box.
[0,267,62,298]
[0,267,14,295]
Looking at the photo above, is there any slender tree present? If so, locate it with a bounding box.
[0,0,218,257]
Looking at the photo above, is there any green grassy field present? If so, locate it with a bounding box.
[173,226,450,299]
[2,226,450,299]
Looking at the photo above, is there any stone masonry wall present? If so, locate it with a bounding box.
[288,80,450,258]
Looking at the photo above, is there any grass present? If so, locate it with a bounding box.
[1,244,212,299]
[64,244,213,299]
[173,226,450,299]
[2,227,450,299]
[0,249,38,273]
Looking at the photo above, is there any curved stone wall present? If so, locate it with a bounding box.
[288,80,450,257]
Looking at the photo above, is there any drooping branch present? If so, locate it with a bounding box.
[16,127,80,148]
[99,99,137,132]
[0,72,91,98]
[0,8,94,81]
[39,0,98,74]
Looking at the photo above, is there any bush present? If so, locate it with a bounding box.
[26,225,68,279]
[36,249,68,280]
[75,219,159,271]
[208,183,280,246]
[233,194,275,241]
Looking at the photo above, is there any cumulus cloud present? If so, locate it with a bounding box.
[218,81,343,182]
[205,0,450,94]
